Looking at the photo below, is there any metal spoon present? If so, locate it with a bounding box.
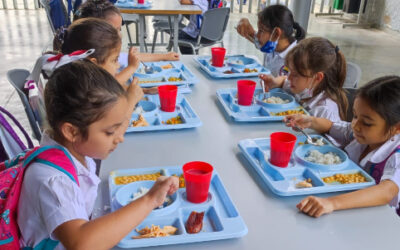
[260,79,265,95]
[141,61,154,74]
[293,124,319,146]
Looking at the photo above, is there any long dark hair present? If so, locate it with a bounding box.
[285,37,348,120]
[258,4,305,43]
[45,60,127,141]
[61,18,121,64]
[357,76,400,132]
[73,0,121,21]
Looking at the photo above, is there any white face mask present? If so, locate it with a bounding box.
[293,75,315,101]
[296,87,314,100]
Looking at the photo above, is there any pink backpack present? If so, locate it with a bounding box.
[0,145,79,249]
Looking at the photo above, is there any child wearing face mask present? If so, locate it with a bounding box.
[236,4,305,77]
[260,37,348,124]
[54,0,180,63]
[284,76,400,218]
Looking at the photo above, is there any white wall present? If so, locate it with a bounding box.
[366,0,400,32]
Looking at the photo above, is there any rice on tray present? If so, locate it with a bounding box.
[305,150,342,165]
[263,96,289,104]
[130,187,171,209]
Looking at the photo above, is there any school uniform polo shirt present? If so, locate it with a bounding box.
[263,40,297,77]
[282,80,342,122]
[330,122,400,208]
[18,133,101,249]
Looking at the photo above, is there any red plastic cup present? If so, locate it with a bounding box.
[269,132,297,168]
[237,80,256,106]
[211,47,226,67]
[158,85,178,112]
[138,0,145,4]
[183,161,214,203]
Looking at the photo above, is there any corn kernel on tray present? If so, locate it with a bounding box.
[109,166,248,248]
[216,88,308,122]
[193,55,270,78]
[238,136,375,196]
[118,53,198,87]
[127,94,202,133]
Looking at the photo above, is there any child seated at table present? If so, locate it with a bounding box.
[284,76,400,218]
[178,0,211,54]
[18,60,179,249]
[260,37,348,123]
[236,4,305,77]
[61,17,157,97]
[54,0,180,62]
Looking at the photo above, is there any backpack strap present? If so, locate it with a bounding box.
[22,145,80,186]
[0,106,34,150]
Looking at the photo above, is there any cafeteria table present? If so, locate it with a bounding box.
[93,55,400,250]
[119,0,202,53]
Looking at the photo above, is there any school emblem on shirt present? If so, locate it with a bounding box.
[279,65,289,76]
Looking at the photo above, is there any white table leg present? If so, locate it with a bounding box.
[173,15,179,52]
[139,15,146,52]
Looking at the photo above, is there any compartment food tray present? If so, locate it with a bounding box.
[127,94,202,133]
[216,88,308,122]
[115,0,152,8]
[193,55,270,78]
[238,136,375,196]
[109,166,248,248]
[119,53,198,87]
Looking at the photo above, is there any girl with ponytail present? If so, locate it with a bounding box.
[236,4,306,77]
[260,37,348,145]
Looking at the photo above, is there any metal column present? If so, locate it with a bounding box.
[290,0,312,33]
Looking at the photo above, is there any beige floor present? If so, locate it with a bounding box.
[1,9,400,144]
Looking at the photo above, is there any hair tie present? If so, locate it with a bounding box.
[335,45,339,53]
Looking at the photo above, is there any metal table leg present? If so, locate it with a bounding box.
[173,14,179,52]
[138,15,146,52]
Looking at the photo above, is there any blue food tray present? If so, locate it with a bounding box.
[216,88,308,122]
[116,0,152,8]
[238,136,375,196]
[193,55,270,78]
[127,94,202,133]
[118,53,198,87]
[109,166,248,248]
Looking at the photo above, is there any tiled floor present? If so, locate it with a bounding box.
[1,9,400,145]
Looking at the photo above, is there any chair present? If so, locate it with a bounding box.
[344,61,362,88]
[7,69,42,141]
[177,7,230,55]
[122,13,148,51]
[151,16,185,53]
[344,87,357,122]
[40,0,69,34]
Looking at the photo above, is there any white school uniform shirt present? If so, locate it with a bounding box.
[18,133,101,249]
[263,40,297,77]
[329,122,400,208]
[282,81,341,122]
[283,81,342,145]
[182,0,209,38]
